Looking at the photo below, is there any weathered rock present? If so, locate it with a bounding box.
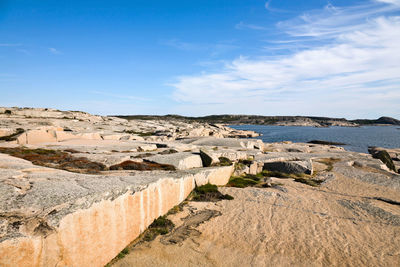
[249,161,263,175]
[368,147,396,172]
[0,153,233,267]
[138,144,158,152]
[145,152,203,170]
[263,160,313,175]
[199,149,220,167]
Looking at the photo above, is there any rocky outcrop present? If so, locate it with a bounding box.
[1,107,399,267]
[145,153,203,170]
[368,147,398,172]
[0,153,234,267]
[263,160,313,175]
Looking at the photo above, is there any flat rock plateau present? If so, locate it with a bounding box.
[0,107,399,267]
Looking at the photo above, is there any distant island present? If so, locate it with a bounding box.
[115,115,400,127]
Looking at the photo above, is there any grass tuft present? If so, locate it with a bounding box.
[142,216,175,242]
[190,183,234,201]
[217,157,232,166]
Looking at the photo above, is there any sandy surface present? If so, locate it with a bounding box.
[113,174,400,267]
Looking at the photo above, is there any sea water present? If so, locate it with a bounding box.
[229,125,400,153]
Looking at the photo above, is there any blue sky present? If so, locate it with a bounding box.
[1,0,399,118]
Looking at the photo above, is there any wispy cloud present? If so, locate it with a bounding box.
[376,0,400,6]
[49,47,62,54]
[171,1,400,118]
[277,1,400,39]
[0,43,22,47]
[264,0,292,13]
[235,21,266,30]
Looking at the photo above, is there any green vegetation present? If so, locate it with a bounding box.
[217,157,232,166]
[227,170,323,188]
[167,202,187,215]
[189,183,234,201]
[227,176,259,188]
[116,248,129,259]
[142,216,175,242]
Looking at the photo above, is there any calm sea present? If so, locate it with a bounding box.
[229,125,400,153]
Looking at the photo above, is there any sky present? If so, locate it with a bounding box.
[0,0,399,119]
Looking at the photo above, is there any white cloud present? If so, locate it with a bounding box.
[49,47,62,54]
[171,1,400,118]
[376,0,400,6]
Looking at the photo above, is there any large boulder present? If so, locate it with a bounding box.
[263,160,313,175]
[199,149,220,167]
[145,152,203,170]
[368,147,396,172]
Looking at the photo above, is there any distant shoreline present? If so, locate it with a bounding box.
[114,114,400,128]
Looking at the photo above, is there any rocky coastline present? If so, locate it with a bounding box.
[116,114,400,128]
[0,107,399,266]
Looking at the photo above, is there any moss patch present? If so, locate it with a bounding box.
[189,183,234,201]
[142,216,175,242]
[226,176,259,188]
[216,157,232,166]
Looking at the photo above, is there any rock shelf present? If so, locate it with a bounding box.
[1,107,399,267]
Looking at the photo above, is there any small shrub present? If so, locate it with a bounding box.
[167,202,186,215]
[142,216,175,242]
[4,110,12,115]
[227,176,258,188]
[190,183,234,201]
